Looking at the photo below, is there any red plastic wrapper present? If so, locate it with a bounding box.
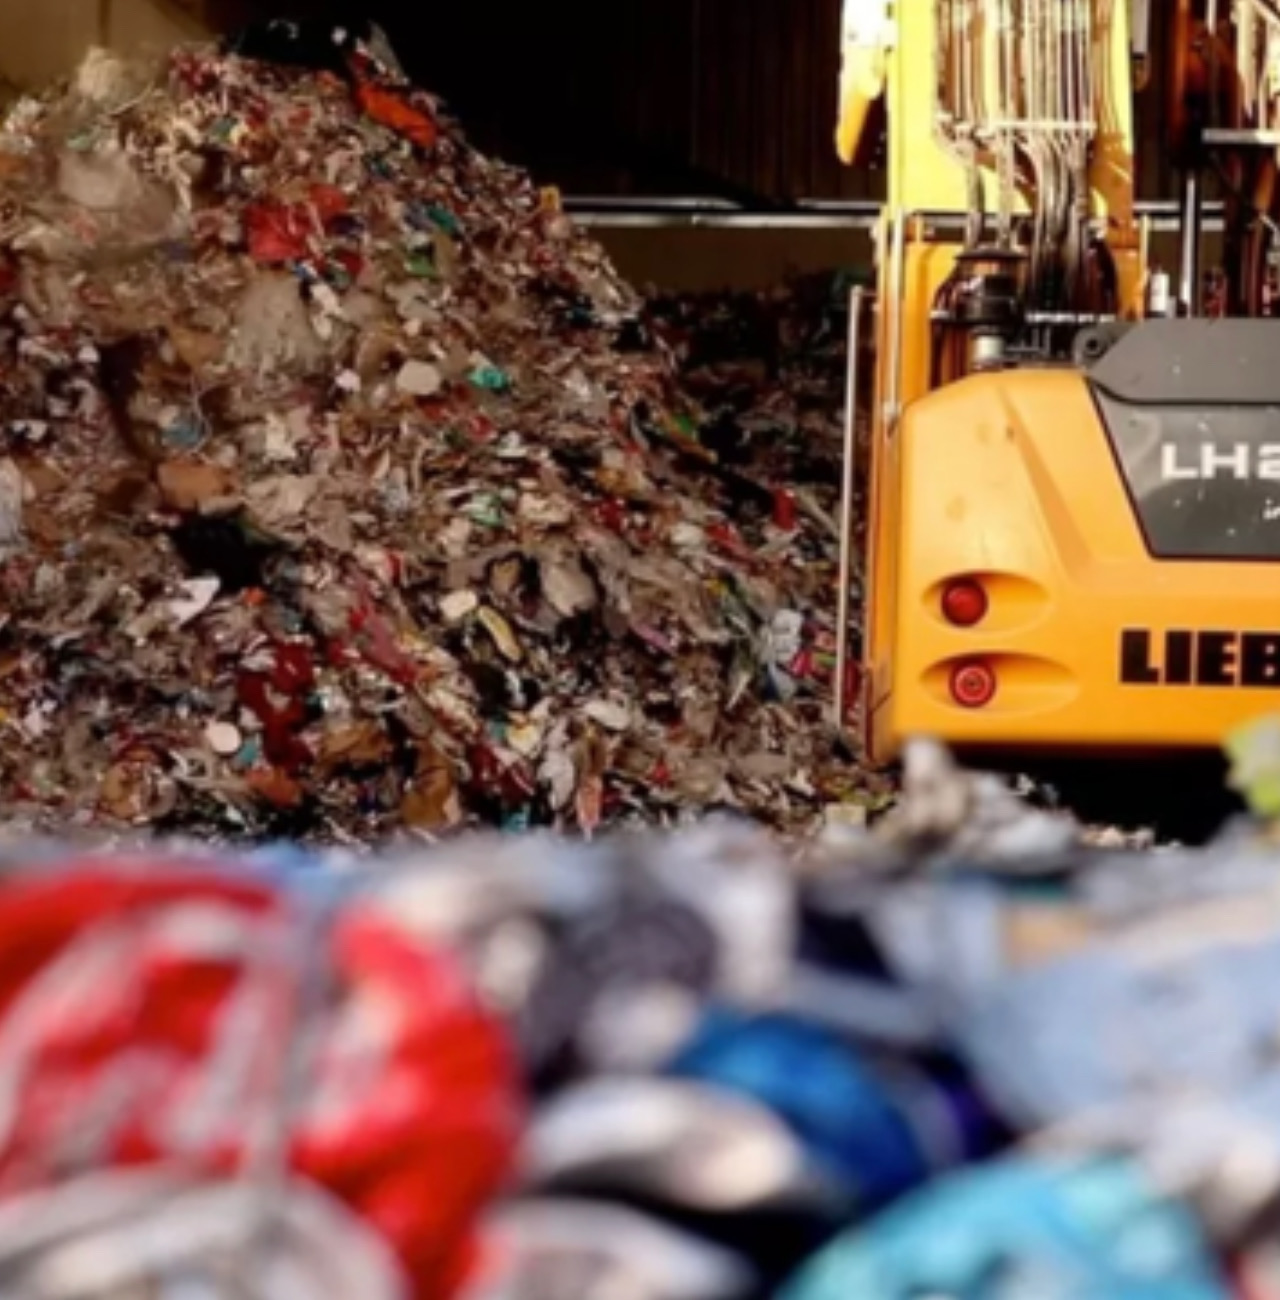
[246,200,320,264]
[0,861,524,1298]
[354,81,439,151]
[772,489,798,532]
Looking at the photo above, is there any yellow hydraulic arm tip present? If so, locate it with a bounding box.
[835,0,891,164]
[835,88,875,165]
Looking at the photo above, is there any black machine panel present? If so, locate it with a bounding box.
[1087,320,1280,561]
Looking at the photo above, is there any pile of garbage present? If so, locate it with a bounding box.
[0,735,1279,1298]
[644,273,861,545]
[0,33,874,842]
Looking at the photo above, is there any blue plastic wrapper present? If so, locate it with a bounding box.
[667,1007,1005,1210]
[666,1009,932,1209]
[779,1155,1233,1300]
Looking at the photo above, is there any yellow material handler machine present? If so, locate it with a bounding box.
[833,0,1280,812]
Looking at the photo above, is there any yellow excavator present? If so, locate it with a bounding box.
[833,0,1280,815]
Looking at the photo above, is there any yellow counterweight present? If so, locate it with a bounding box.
[831,3,1280,769]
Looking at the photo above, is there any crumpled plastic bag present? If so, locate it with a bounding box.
[665,1009,937,1209]
[780,1155,1231,1300]
[0,1168,409,1300]
[457,1197,755,1300]
[518,1077,843,1215]
[953,899,1280,1130]
[0,858,523,1299]
[865,739,1079,868]
[368,822,795,1084]
[1226,712,1280,821]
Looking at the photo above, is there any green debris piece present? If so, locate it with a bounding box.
[231,735,261,772]
[853,788,898,814]
[469,365,510,392]
[404,251,435,278]
[465,495,504,528]
[323,259,353,291]
[1224,713,1280,819]
[161,411,203,451]
[427,204,461,235]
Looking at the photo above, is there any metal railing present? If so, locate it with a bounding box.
[564,196,1227,232]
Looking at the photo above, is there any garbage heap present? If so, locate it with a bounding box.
[0,738,1276,1300]
[0,40,878,841]
[644,273,862,534]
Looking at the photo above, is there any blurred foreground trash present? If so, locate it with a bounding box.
[0,858,522,1298]
[0,736,1277,1295]
[780,1155,1230,1299]
[0,1169,411,1299]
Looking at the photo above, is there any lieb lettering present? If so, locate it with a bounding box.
[1120,628,1280,686]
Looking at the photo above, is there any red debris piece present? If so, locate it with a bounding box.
[0,865,523,1298]
[246,200,318,264]
[308,183,351,226]
[354,80,439,150]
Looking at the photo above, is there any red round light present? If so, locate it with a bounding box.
[941,579,988,627]
[950,661,996,708]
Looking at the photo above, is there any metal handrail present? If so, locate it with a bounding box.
[884,207,908,432]
[564,197,1228,232]
[834,284,867,730]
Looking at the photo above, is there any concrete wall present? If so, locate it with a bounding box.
[593,226,872,294]
[0,0,243,88]
[592,225,1211,295]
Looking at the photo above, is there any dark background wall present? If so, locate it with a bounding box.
[6,0,1182,204]
[371,0,1176,204]
[211,0,1176,205]
[392,0,856,202]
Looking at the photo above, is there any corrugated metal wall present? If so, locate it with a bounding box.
[389,0,1177,203]
[391,0,866,201]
